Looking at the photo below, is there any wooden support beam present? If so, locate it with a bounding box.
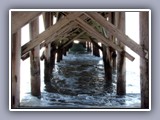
[75,17,135,61]
[63,31,86,48]
[21,12,82,56]
[11,30,21,108]
[50,43,56,69]
[44,44,52,83]
[140,12,149,109]
[102,44,112,82]
[76,18,121,51]
[40,22,76,49]
[29,18,41,97]
[43,12,53,83]
[12,12,41,34]
[89,37,103,51]
[22,26,79,61]
[86,41,91,52]
[21,52,30,60]
[55,27,80,41]
[86,12,145,59]
[57,42,63,62]
[92,41,100,57]
[116,12,126,95]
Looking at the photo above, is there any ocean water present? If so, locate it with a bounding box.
[20,53,140,109]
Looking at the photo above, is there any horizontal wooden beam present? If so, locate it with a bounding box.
[75,17,135,61]
[86,12,144,59]
[12,12,41,34]
[21,12,82,56]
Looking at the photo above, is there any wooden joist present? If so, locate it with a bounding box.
[22,22,77,61]
[56,28,80,41]
[40,22,77,48]
[86,12,145,59]
[76,18,121,51]
[63,31,86,48]
[75,18,135,61]
[12,12,41,34]
[21,12,83,56]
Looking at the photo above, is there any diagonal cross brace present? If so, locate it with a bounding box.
[21,12,83,56]
[86,12,145,59]
[75,17,135,61]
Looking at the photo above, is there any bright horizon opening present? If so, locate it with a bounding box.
[73,40,80,44]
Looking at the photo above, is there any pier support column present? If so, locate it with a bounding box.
[92,39,100,57]
[43,12,53,83]
[116,12,126,95]
[50,43,56,70]
[11,30,21,108]
[86,41,91,52]
[29,18,41,97]
[140,12,149,108]
[57,47,63,62]
[102,45,112,82]
[63,47,67,56]
[44,44,52,83]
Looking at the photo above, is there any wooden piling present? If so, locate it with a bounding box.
[29,18,41,97]
[57,47,63,62]
[93,42,100,57]
[43,12,53,83]
[63,47,67,56]
[11,30,21,108]
[86,41,90,52]
[140,12,149,108]
[116,12,126,95]
[50,43,56,70]
[102,44,112,82]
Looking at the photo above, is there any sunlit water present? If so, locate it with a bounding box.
[20,53,140,108]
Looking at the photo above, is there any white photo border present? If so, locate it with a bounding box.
[9,9,151,111]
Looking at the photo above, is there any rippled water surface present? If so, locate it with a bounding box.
[20,53,140,109]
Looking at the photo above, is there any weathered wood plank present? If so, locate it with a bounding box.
[76,18,122,51]
[29,18,41,97]
[21,52,30,60]
[22,22,77,60]
[12,12,41,34]
[63,31,85,48]
[11,30,21,108]
[21,12,82,56]
[43,12,53,83]
[140,12,149,109]
[102,44,112,82]
[89,37,103,51]
[75,18,135,61]
[40,22,77,48]
[116,12,126,95]
[56,28,80,41]
[86,12,145,59]
[92,39,100,57]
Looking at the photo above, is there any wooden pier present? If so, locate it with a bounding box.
[11,10,150,109]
